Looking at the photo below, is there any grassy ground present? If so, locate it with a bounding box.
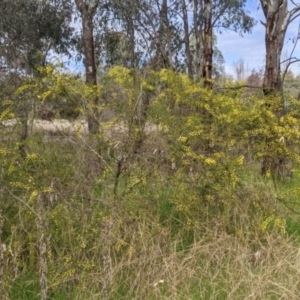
[2,129,300,300]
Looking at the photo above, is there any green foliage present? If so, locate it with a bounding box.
[0,0,73,73]
[147,69,300,223]
[2,65,300,298]
[9,273,40,300]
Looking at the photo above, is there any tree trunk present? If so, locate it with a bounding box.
[18,98,29,159]
[75,0,99,135]
[127,14,136,68]
[193,0,203,81]
[262,1,287,96]
[181,0,193,78]
[260,1,291,177]
[75,0,102,178]
[160,0,173,69]
[203,0,213,89]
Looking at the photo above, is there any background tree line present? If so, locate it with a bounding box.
[0,0,254,83]
[2,0,300,174]
[1,1,300,97]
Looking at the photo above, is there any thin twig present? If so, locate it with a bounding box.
[214,84,262,91]
[282,21,300,84]
[0,209,3,299]
[4,187,38,216]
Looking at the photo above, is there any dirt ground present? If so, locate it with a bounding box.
[1,118,159,137]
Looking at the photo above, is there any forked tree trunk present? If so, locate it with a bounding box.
[75,0,99,134]
[259,0,300,177]
[202,0,213,89]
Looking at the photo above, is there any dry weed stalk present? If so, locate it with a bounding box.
[37,194,48,300]
[0,209,3,298]
[101,219,112,300]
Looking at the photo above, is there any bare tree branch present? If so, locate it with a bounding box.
[282,21,300,84]
[214,85,262,91]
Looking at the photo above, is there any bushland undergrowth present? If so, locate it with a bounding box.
[1,65,300,299]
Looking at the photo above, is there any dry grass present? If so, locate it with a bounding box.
[70,226,300,300]
[3,118,300,300]
[1,118,159,136]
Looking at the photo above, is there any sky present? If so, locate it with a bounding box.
[218,0,300,77]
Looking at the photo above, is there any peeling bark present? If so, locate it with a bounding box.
[260,0,300,177]
[260,0,300,96]
[75,0,99,134]
[261,0,288,95]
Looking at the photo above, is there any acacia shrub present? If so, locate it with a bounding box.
[1,65,300,298]
[147,69,300,224]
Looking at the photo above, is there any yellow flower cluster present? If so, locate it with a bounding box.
[0,109,15,121]
[204,157,216,165]
[261,215,286,235]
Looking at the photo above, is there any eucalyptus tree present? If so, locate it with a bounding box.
[106,0,140,68]
[259,1,300,177]
[260,0,300,96]
[92,0,144,70]
[134,0,179,70]
[76,0,249,87]
[172,0,254,86]
[181,0,193,77]
[0,0,74,157]
[74,0,100,134]
[200,0,255,88]
[191,0,204,80]
[0,0,73,75]
[99,0,177,70]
